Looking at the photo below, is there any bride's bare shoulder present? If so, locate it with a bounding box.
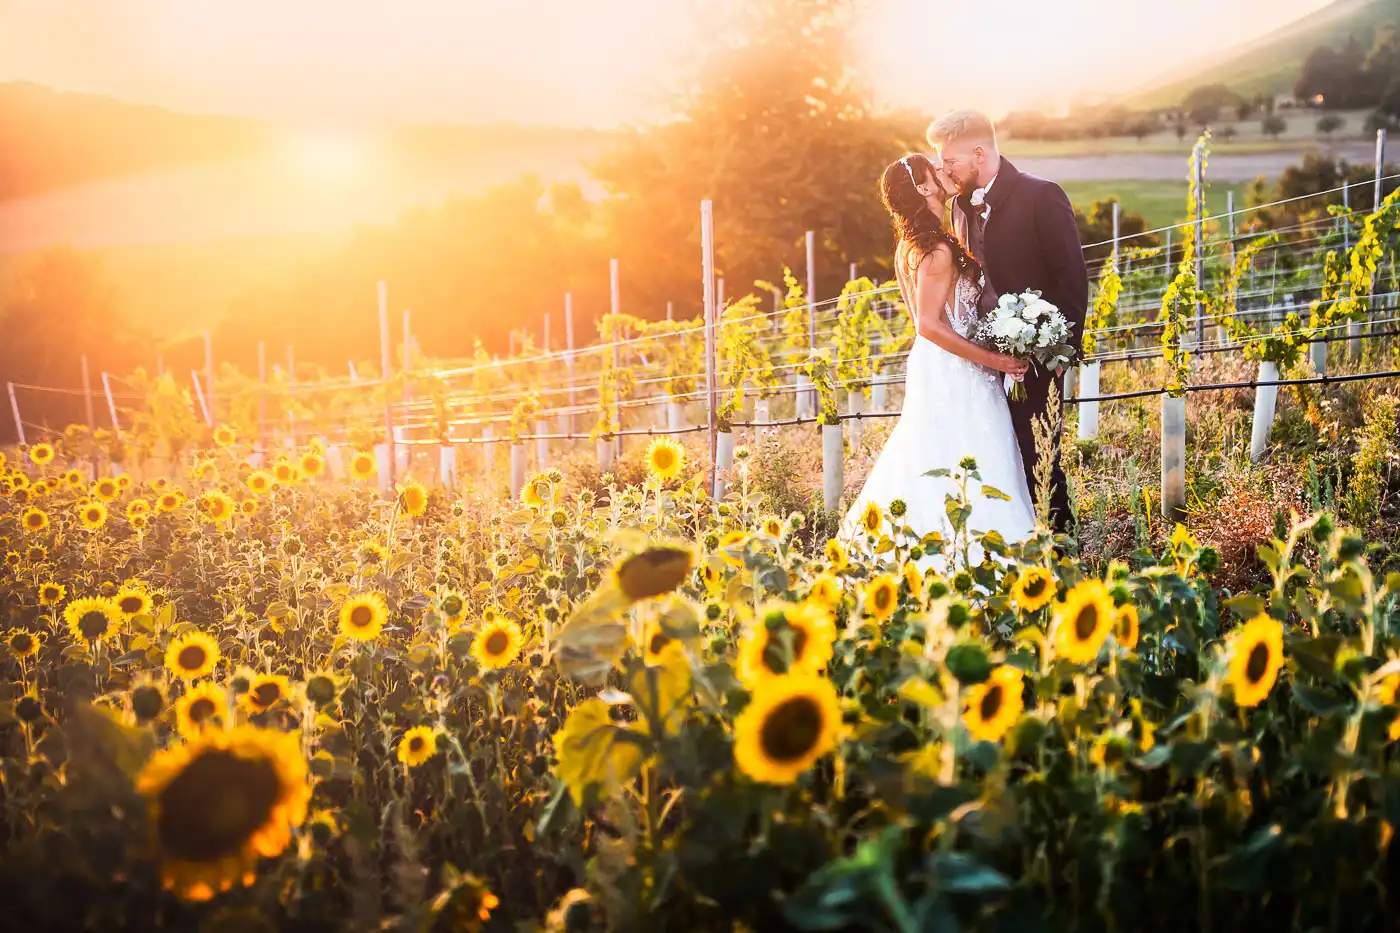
[912,242,956,279]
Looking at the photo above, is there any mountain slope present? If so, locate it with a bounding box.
[1127,0,1400,108]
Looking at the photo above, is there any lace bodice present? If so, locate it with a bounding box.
[948,269,984,338]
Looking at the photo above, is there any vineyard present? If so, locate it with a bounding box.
[3,133,1400,931]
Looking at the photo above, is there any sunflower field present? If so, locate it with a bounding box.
[2,416,1400,932]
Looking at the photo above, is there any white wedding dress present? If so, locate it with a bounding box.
[840,254,1035,570]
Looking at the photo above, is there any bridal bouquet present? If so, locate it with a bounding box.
[973,290,1076,401]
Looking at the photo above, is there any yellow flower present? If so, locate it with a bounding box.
[116,473,131,490]
[737,601,836,686]
[156,490,184,513]
[29,443,55,466]
[77,500,108,531]
[37,581,65,605]
[136,725,309,902]
[64,469,83,487]
[1114,603,1140,652]
[299,451,325,479]
[734,673,843,785]
[243,673,291,714]
[272,459,299,486]
[240,497,257,515]
[1376,675,1400,742]
[7,629,40,660]
[212,425,236,448]
[64,596,122,642]
[174,682,228,737]
[642,621,687,666]
[1012,568,1057,613]
[126,498,151,521]
[397,726,438,767]
[397,481,428,517]
[165,630,220,679]
[349,450,377,481]
[613,545,694,603]
[859,501,882,536]
[759,514,784,538]
[718,530,749,568]
[114,584,153,618]
[902,561,924,599]
[644,437,686,482]
[863,574,898,621]
[246,471,273,496]
[198,490,236,524]
[339,593,388,641]
[824,538,848,572]
[472,618,524,669]
[1227,615,1284,708]
[92,476,119,501]
[24,544,45,563]
[1053,579,1115,664]
[807,573,842,609]
[358,541,390,567]
[21,507,49,533]
[520,474,553,508]
[962,666,1025,743]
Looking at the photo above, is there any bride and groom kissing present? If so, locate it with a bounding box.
[842,109,1089,564]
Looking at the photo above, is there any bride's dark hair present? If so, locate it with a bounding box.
[879,153,978,276]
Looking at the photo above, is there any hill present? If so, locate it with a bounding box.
[1127,0,1400,109]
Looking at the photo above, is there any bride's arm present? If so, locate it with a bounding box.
[915,248,1028,376]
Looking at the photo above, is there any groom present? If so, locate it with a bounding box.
[927,109,1088,537]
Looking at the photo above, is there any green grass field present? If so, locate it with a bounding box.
[1060,180,1249,232]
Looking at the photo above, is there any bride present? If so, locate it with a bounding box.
[840,153,1036,568]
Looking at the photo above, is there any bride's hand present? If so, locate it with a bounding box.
[993,355,1030,378]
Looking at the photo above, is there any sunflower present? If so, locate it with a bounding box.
[166,631,220,679]
[439,591,466,625]
[397,726,439,767]
[126,498,151,521]
[357,541,390,567]
[37,581,65,605]
[114,584,153,618]
[613,545,694,603]
[192,460,217,482]
[472,618,524,669]
[734,673,843,785]
[64,469,83,487]
[271,459,299,486]
[962,666,1025,742]
[212,425,236,448]
[902,561,924,598]
[1375,675,1400,741]
[174,682,228,737]
[136,724,310,902]
[759,514,784,538]
[1012,568,1057,613]
[240,498,258,515]
[131,514,150,533]
[10,472,30,491]
[298,451,325,479]
[824,538,848,572]
[246,471,273,496]
[859,501,882,536]
[3,550,19,568]
[644,437,686,482]
[339,593,388,641]
[199,491,236,524]
[243,674,291,714]
[863,574,899,621]
[117,473,132,490]
[1114,603,1140,652]
[737,601,836,686]
[520,474,553,508]
[64,596,123,643]
[718,530,749,568]
[641,621,689,665]
[157,490,184,513]
[397,481,428,517]
[19,506,48,534]
[1053,579,1115,664]
[349,450,377,481]
[7,629,40,660]
[25,544,45,563]
[1227,615,1284,708]
[92,477,119,501]
[807,573,842,609]
[77,500,108,531]
[29,443,55,466]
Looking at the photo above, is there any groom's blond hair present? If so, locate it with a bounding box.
[926,110,999,152]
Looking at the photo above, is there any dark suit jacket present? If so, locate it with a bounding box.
[954,157,1089,351]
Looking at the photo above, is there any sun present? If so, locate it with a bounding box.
[284,132,375,182]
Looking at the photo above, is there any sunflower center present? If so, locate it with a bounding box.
[408,736,425,753]
[874,585,893,611]
[979,684,1005,722]
[1245,642,1270,683]
[85,509,101,522]
[120,596,144,614]
[653,450,675,470]
[177,644,208,671]
[155,749,282,862]
[78,611,111,639]
[187,697,218,724]
[442,597,463,617]
[25,514,41,528]
[349,606,373,628]
[484,630,510,656]
[1074,604,1100,641]
[42,587,59,600]
[253,682,282,708]
[1023,576,1046,598]
[757,696,824,764]
[12,634,33,652]
[649,631,672,656]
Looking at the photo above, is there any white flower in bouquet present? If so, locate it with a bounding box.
[972,290,1077,400]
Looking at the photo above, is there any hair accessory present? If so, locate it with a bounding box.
[899,156,919,187]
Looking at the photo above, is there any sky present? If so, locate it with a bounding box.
[0,0,1341,127]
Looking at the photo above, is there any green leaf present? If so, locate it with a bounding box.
[1256,544,1282,573]
[1222,594,1265,621]
[1216,824,1285,892]
[552,698,647,808]
[979,485,1012,502]
[1292,683,1348,717]
[928,850,1010,895]
[945,643,992,686]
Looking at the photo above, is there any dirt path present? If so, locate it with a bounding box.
[1015,142,1378,182]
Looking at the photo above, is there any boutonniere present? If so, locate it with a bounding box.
[969,187,988,208]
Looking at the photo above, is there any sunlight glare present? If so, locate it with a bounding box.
[284,133,374,181]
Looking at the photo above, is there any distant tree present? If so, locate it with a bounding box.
[1074,198,1159,262]
[1218,124,1239,142]
[1184,84,1240,127]
[1317,113,1344,137]
[1130,120,1152,142]
[1296,35,1371,109]
[1262,114,1288,138]
[1174,120,1188,141]
[1379,76,1400,120]
[1236,100,1254,121]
